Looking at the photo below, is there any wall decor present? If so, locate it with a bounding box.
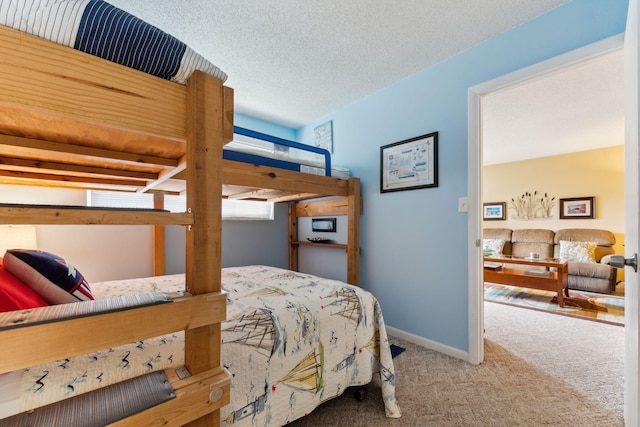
[380,132,438,193]
[312,217,337,232]
[559,196,595,219]
[509,191,555,220]
[483,202,506,220]
[314,121,333,153]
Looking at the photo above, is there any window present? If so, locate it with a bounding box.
[87,191,274,220]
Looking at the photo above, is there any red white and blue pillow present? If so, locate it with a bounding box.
[0,257,50,312]
[3,249,93,304]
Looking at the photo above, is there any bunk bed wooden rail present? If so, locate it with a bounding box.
[0,292,226,375]
[0,23,232,426]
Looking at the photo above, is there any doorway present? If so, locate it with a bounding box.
[468,34,627,365]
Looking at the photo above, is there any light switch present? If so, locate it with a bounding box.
[458,197,468,212]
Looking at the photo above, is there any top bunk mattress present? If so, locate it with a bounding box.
[227,127,350,179]
[0,0,226,84]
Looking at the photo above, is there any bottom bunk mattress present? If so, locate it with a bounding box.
[0,265,401,425]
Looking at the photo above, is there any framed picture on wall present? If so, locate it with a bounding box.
[380,132,438,193]
[559,196,595,219]
[483,202,506,220]
[312,217,337,232]
[314,121,333,153]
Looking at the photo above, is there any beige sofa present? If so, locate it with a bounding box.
[483,228,618,294]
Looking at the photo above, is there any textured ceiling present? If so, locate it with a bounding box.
[107,0,572,128]
[482,49,624,165]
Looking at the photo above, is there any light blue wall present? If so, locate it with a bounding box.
[235,113,296,140]
[296,0,629,351]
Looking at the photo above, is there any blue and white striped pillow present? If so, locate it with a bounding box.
[0,0,227,84]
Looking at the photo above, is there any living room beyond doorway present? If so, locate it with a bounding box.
[480,48,626,321]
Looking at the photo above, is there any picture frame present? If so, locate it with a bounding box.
[483,202,506,220]
[380,132,438,193]
[559,196,595,219]
[312,217,336,232]
[313,121,333,154]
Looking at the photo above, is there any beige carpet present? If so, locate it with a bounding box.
[289,301,624,426]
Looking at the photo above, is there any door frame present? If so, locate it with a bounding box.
[624,1,639,425]
[467,33,625,364]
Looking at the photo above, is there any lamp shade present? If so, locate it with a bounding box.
[0,226,37,257]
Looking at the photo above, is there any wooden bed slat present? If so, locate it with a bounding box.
[222,160,350,197]
[0,206,193,225]
[0,155,157,180]
[295,197,352,217]
[0,292,226,375]
[0,134,179,168]
[0,168,147,187]
[107,367,231,427]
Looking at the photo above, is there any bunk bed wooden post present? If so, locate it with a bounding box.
[184,70,233,427]
[289,202,299,272]
[153,193,166,276]
[347,177,361,286]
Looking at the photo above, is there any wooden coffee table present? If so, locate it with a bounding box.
[483,255,569,307]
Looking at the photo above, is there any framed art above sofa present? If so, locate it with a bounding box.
[483,202,506,220]
[559,196,595,219]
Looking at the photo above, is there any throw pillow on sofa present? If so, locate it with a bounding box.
[3,249,94,304]
[558,240,597,263]
[483,238,506,255]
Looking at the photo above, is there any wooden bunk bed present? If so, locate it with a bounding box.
[0,17,232,426]
[0,9,381,426]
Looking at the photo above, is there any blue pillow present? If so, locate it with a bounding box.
[3,249,93,304]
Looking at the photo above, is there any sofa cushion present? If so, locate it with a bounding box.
[559,240,597,263]
[511,229,555,258]
[554,229,616,262]
[483,238,506,255]
[568,261,614,280]
[483,228,513,255]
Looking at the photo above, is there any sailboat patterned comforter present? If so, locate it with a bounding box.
[219,265,400,424]
[0,265,400,424]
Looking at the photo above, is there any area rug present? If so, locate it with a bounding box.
[484,283,624,326]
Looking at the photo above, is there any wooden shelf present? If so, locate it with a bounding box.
[293,240,347,250]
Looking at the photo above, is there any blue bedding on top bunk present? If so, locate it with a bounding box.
[0,0,227,84]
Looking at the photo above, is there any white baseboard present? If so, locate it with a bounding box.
[385,326,470,362]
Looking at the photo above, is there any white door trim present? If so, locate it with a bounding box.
[624,1,639,425]
[467,34,625,365]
